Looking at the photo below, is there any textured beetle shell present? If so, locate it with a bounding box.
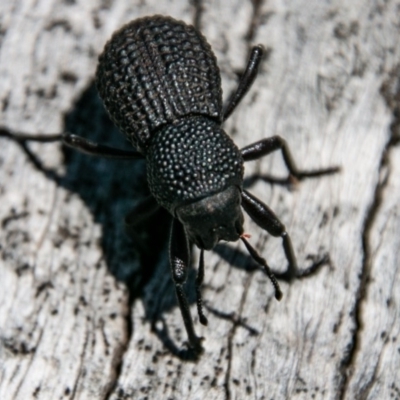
[96,15,223,152]
[146,116,243,213]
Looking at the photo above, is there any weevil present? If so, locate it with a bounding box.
[0,15,339,356]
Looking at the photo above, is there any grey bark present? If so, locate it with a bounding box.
[0,0,399,399]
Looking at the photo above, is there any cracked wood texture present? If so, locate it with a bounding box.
[0,0,399,399]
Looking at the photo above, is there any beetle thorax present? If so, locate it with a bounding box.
[146,116,244,215]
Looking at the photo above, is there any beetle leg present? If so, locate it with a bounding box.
[196,249,208,326]
[0,127,144,159]
[62,133,144,159]
[0,128,64,181]
[241,189,298,281]
[0,127,62,142]
[240,136,340,179]
[222,45,264,121]
[170,218,204,354]
[240,236,282,300]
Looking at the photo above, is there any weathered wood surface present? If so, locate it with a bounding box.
[0,0,399,399]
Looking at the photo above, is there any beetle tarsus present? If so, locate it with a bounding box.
[240,236,283,301]
[240,135,340,180]
[0,127,62,142]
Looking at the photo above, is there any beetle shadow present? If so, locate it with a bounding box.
[10,83,332,360]
[56,85,183,346]
[6,80,336,360]
[7,83,262,360]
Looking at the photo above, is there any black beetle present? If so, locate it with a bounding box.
[1,15,339,356]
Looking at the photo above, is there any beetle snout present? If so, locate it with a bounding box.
[176,186,244,250]
[198,234,218,251]
[195,219,243,250]
[216,220,243,243]
[196,229,236,251]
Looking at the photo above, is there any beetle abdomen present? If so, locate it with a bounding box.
[146,116,244,214]
[96,15,223,152]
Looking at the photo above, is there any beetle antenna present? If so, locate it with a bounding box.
[196,249,208,325]
[240,237,283,301]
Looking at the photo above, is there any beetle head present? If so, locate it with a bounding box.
[175,186,244,250]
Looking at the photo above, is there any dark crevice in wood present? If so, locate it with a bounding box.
[204,305,259,336]
[222,0,268,121]
[70,330,90,400]
[223,326,233,400]
[245,0,264,44]
[223,273,254,400]
[12,327,45,399]
[190,0,204,32]
[337,64,400,400]
[103,303,133,399]
[337,135,388,400]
